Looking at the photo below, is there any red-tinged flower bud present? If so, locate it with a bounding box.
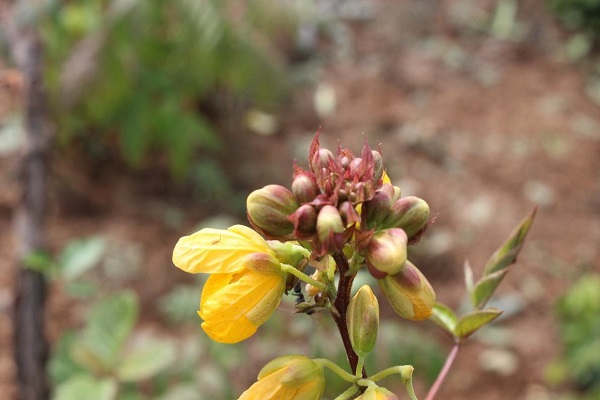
[338,201,360,226]
[391,186,401,202]
[316,205,345,243]
[310,148,336,173]
[382,196,430,239]
[247,185,299,239]
[347,285,379,358]
[292,173,320,204]
[378,261,435,321]
[348,157,363,176]
[365,228,407,276]
[289,204,318,238]
[372,151,384,185]
[362,185,394,229]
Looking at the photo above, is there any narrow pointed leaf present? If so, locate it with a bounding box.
[464,259,474,294]
[471,269,507,309]
[429,302,458,336]
[455,308,503,339]
[483,208,536,276]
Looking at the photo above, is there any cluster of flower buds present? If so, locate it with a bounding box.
[247,132,435,319]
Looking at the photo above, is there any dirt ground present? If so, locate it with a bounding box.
[1,1,600,399]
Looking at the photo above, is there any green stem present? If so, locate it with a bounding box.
[369,365,413,383]
[368,365,418,400]
[315,358,357,383]
[333,385,360,400]
[355,356,366,379]
[280,264,329,292]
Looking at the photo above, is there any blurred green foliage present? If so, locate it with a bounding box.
[40,0,302,177]
[547,0,600,39]
[547,274,600,399]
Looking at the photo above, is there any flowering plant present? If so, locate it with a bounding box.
[172,132,535,399]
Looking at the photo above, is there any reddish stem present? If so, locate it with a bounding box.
[331,251,361,375]
[425,343,461,400]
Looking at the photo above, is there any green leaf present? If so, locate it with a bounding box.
[116,338,176,382]
[483,208,536,276]
[471,269,508,310]
[455,309,503,339]
[429,303,458,336]
[76,291,139,372]
[472,208,536,309]
[48,331,87,385]
[58,236,107,281]
[53,374,118,400]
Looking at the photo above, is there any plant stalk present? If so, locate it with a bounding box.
[424,343,460,400]
[331,252,365,377]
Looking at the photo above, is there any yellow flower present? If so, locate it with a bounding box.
[356,386,398,400]
[239,355,325,400]
[172,225,287,343]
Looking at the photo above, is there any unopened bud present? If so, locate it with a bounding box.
[338,201,360,226]
[365,228,408,276]
[289,204,318,238]
[378,261,435,321]
[292,174,320,204]
[372,151,384,184]
[316,205,345,243]
[347,285,379,358]
[362,186,394,229]
[247,185,299,238]
[382,196,430,238]
[310,148,336,173]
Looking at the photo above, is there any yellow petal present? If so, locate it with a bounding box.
[199,270,285,343]
[173,225,272,274]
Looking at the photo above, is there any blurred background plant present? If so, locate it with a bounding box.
[38,0,307,183]
[545,274,600,400]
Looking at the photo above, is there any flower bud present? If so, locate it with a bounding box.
[247,185,299,238]
[365,228,408,276]
[338,201,360,226]
[292,173,320,204]
[289,204,318,238]
[356,386,399,400]
[391,186,401,202]
[381,196,430,238]
[372,151,384,185]
[362,185,394,229]
[310,148,336,173]
[316,205,345,243]
[347,285,379,358]
[240,355,325,400]
[378,261,435,321]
